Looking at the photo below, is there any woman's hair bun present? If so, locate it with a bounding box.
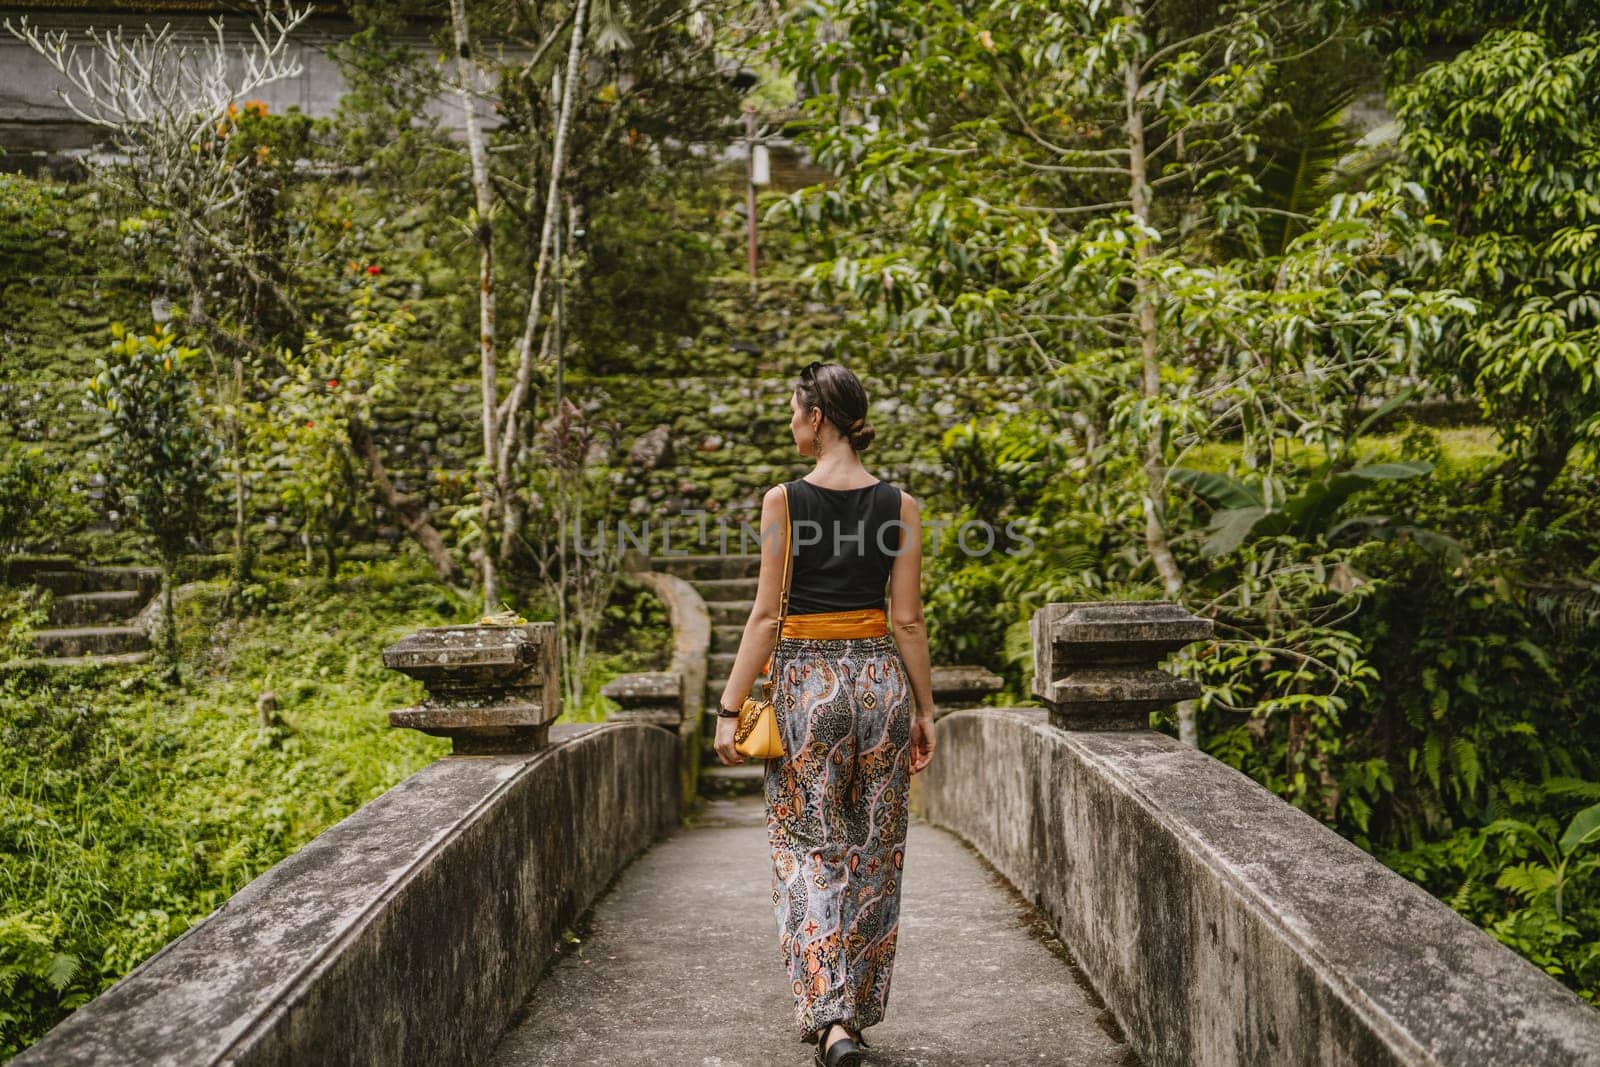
[797,361,875,452]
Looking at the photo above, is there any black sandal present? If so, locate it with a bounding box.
[813,1022,862,1066]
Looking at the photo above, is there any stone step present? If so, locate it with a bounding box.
[700,762,767,797]
[1,650,153,672]
[29,566,160,597]
[25,571,91,596]
[704,599,753,626]
[703,669,775,710]
[704,681,731,712]
[48,589,146,626]
[1,554,75,583]
[650,554,762,581]
[711,624,746,652]
[31,625,151,658]
[689,576,758,600]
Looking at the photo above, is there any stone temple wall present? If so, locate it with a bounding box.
[1,357,1036,561]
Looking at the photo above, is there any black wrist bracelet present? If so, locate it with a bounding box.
[716,705,741,718]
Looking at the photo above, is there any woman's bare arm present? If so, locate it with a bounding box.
[718,485,789,713]
[888,491,936,720]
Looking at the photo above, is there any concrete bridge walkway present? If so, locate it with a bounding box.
[489,792,1136,1067]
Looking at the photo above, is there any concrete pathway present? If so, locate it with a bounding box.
[490,793,1135,1066]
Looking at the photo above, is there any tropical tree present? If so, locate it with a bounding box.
[5,3,316,606]
[253,276,419,578]
[1391,30,1600,507]
[87,325,220,677]
[772,0,1472,743]
[422,0,757,609]
[774,0,1464,592]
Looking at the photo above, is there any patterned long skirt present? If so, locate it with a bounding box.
[762,632,914,1045]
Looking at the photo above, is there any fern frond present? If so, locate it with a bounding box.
[1495,862,1558,902]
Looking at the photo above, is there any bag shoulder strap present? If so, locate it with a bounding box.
[778,483,792,630]
[759,484,793,680]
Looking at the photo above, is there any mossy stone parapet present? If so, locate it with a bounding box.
[919,710,1600,1065]
[10,721,681,1067]
[383,622,561,754]
[1030,600,1212,730]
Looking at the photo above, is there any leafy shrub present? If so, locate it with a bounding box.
[0,449,88,555]
[0,556,463,1054]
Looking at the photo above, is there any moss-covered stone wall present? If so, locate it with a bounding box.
[4,172,1033,563]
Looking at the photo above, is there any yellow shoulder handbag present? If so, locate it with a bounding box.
[734,485,791,759]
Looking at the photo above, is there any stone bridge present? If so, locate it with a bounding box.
[14,554,1600,1065]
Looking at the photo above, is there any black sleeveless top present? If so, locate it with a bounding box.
[781,477,905,616]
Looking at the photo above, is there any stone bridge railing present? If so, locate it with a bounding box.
[916,601,1600,1066]
[17,604,1600,1065]
[14,622,680,1066]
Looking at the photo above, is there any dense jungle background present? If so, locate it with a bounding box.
[2,0,1599,1055]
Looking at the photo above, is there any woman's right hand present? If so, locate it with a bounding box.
[714,713,746,766]
[908,714,935,774]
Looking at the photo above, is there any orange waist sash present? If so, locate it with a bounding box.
[779,607,890,639]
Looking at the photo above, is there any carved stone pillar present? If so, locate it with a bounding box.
[1030,601,1212,730]
[382,622,561,754]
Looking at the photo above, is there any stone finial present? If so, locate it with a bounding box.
[382,622,561,754]
[600,671,683,727]
[929,665,1004,718]
[1031,601,1212,730]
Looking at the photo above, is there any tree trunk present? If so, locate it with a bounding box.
[450,0,501,613]
[161,562,180,684]
[1122,26,1185,604]
[348,417,463,584]
[1123,6,1192,746]
[497,0,593,517]
[227,350,253,610]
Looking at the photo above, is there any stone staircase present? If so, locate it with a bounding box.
[649,553,770,796]
[639,553,1006,800]
[4,557,160,666]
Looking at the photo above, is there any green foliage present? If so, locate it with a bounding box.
[1169,458,1436,558]
[1483,801,1600,921]
[86,325,221,568]
[252,278,414,575]
[1394,29,1600,499]
[0,587,50,664]
[0,556,467,1055]
[0,448,88,555]
[921,406,1150,677]
[0,168,53,226]
[920,401,1600,997]
[324,0,448,182]
[0,911,82,1053]
[1362,0,1600,84]
[1384,779,1600,1000]
[569,174,726,374]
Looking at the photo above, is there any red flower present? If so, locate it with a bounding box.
[327,378,339,389]
[305,420,315,428]
[366,264,382,276]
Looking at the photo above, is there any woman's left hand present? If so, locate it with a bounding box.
[909,714,936,774]
[714,714,745,765]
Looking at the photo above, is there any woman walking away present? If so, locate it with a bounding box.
[714,361,938,1067]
